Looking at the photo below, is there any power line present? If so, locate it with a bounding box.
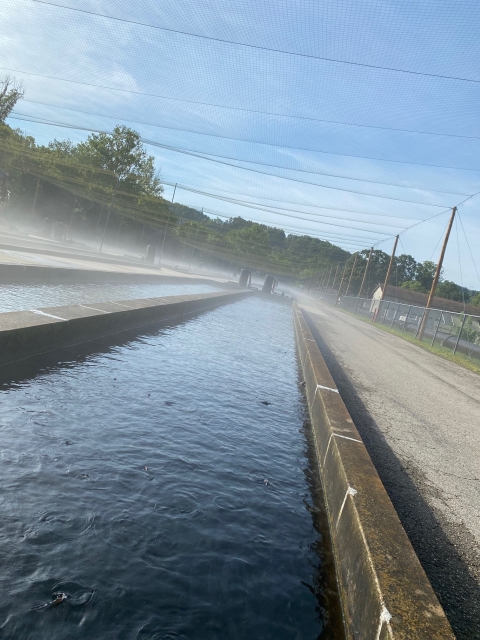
[10,113,453,208]
[163,182,414,230]
[30,0,480,85]
[8,94,480,173]
[457,212,480,287]
[168,181,422,220]
[201,209,376,247]
[398,191,480,239]
[5,87,479,146]
[18,99,472,196]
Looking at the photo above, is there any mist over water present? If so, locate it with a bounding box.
[0,296,331,639]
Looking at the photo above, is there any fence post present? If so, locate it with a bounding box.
[354,296,360,316]
[431,313,442,347]
[415,307,427,339]
[390,303,400,328]
[453,315,467,355]
[402,306,412,334]
[382,300,391,324]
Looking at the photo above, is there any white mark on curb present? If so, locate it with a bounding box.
[79,305,109,314]
[323,433,334,465]
[29,310,67,321]
[316,384,339,394]
[108,301,135,309]
[375,605,392,640]
[336,486,357,529]
[334,433,363,443]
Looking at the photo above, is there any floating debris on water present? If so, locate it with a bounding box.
[260,401,271,406]
[51,592,67,606]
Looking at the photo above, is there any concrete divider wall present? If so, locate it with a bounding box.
[0,290,252,367]
[0,264,225,285]
[293,303,454,640]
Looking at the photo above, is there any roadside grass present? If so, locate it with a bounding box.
[341,308,480,376]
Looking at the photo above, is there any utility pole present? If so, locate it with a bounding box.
[330,264,340,292]
[376,235,398,323]
[335,262,349,305]
[99,177,119,253]
[319,269,327,290]
[31,176,40,216]
[380,235,399,301]
[418,207,457,340]
[188,208,203,271]
[324,265,333,291]
[220,238,229,275]
[358,247,373,299]
[345,252,358,296]
[159,185,177,266]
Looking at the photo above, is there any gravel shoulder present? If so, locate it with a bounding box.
[298,297,480,640]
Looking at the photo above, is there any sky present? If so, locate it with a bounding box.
[2,0,480,287]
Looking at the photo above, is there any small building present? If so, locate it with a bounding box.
[371,284,480,317]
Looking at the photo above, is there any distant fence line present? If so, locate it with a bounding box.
[316,290,480,361]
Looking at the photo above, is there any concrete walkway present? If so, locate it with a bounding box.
[298,297,480,640]
[0,234,229,284]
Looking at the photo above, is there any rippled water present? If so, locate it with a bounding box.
[0,296,337,639]
[0,282,221,313]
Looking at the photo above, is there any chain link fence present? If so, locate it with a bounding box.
[316,291,480,361]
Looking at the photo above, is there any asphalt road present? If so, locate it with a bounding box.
[298,296,480,640]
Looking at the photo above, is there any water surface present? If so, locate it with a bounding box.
[0,282,221,313]
[0,296,334,639]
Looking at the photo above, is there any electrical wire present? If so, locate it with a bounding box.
[29,1,480,85]
[18,99,472,196]
[9,103,480,174]
[9,113,455,208]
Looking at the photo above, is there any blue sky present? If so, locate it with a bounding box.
[2,0,480,286]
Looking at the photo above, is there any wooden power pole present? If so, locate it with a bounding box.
[331,264,340,292]
[418,207,457,340]
[345,252,358,296]
[375,235,399,322]
[323,265,333,291]
[358,247,373,299]
[335,262,349,305]
[380,235,399,302]
[31,176,40,215]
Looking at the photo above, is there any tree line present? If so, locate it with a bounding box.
[311,248,480,305]
[0,75,478,303]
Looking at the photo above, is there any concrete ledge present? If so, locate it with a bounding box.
[293,303,454,640]
[0,240,159,269]
[0,290,252,366]
[0,263,226,286]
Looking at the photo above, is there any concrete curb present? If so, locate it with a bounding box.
[0,263,227,286]
[0,290,252,367]
[293,303,454,640]
[0,240,160,269]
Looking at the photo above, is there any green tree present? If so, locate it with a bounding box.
[436,280,467,302]
[228,223,271,264]
[76,125,163,197]
[415,260,439,290]
[0,76,24,123]
[267,226,286,249]
[395,254,417,284]
[470,292,480,307]
[401,280,427,293]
